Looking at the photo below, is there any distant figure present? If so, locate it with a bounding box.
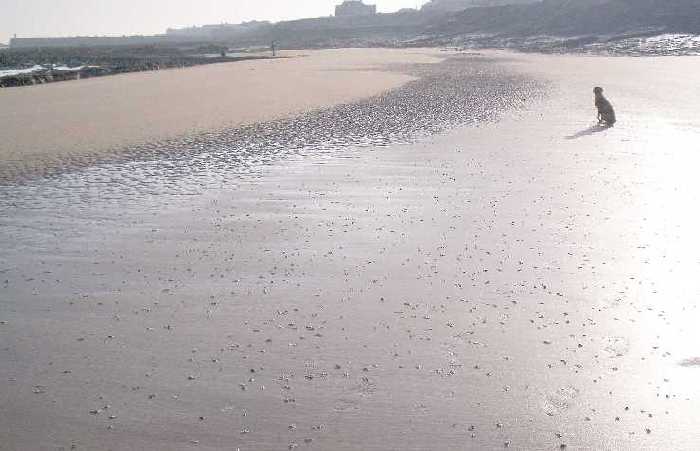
[594,87,616,127]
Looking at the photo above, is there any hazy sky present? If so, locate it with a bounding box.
[1,0,429,44]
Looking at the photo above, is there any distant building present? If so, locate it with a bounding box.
[335,1,377,18]
[8,20,273,49]
[9,35,175,48]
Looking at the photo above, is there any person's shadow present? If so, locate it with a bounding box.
[565,124,612,140]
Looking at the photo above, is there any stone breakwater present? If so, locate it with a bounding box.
[0,66,107,88]
[0,54,544,193]
[0,55,273,88]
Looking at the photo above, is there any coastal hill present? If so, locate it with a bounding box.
[421,0,540,13]
[433,0,700,37]
[4,0,699,63]
[190,0,700,50]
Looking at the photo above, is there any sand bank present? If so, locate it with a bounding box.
[2,52,700,450]
[0,48,444,177]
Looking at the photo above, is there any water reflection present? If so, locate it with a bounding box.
[0,57,542,214]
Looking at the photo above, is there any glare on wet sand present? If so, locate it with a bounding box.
[1,51,699,450]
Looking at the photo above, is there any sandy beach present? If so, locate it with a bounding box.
[1,50,700,450]
[0,48,444,181]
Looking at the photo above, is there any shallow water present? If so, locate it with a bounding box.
[0,55,541,236]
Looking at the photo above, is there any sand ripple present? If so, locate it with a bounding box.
[0,55,543,214]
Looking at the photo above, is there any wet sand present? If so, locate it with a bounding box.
[0,48,443,180]
[1,52,700,450]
